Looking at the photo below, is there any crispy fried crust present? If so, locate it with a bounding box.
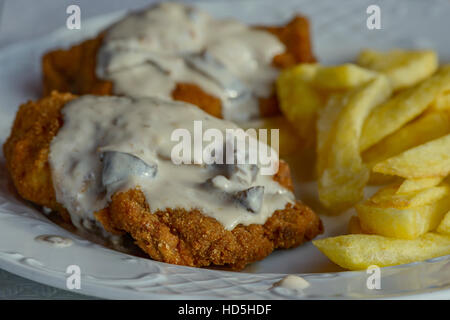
[42,35,112,96]
[3,92,323,269]
[262,16,316,68]
[3,92,76,222]
[42,16,315,118]
[96,191,322,269]
[172,83,223,118]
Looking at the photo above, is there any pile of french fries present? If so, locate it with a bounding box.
[277,49,450,270]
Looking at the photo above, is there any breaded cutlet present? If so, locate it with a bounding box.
[3,91,323,270]
[42,16,316,119]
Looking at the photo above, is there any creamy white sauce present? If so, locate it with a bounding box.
[274,275,310,291]
[49,95,294,232]
[96,2,285,121]
[35,235,73,248]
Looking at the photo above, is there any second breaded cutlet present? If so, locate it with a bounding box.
[42,16,316,119]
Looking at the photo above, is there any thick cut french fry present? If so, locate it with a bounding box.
[313,233,450,270]
[397,177,444,194]
[436,211,450,234]
[356,184,450,239]
[316,93,347,178]
[312,64,376,90]
[369,183,450,208]
[280,63,319,82]
[430,90,450,111]
[318,76,391,211]
[373,133,450,179]
[277,64,322,143]
[430,91,450,111]
[278,63,381,159]
[362,111,450,169]
[356,197,450,239]
[357,49,438,91]
[360,66,450,151]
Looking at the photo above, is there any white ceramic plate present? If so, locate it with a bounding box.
[0,0,449,299]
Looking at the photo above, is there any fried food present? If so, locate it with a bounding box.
[42,35,112,96]
[430,90,450,111]
[42,16,316,119]
[317,76,391,211]
[276,63,377,146]
[277,62,387,185]
[368,183,450,208]
[360,66,450,151]
[275,47,450,269]
[436,211,450,234]
[3,92,75,221]
[397,177,444,194]
[355,183,450,239]
[362,110,450,183]
[3,92,323,270]
[373,133,450,179]
[99,190,321,269]
[276,63,321,145]
[312,64,377,90]
[313,233,450,270]
[357,49,438,91]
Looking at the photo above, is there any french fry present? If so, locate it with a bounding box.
[318,76,391,211]
[373,133,450,179]
[360,66,450,151]
[397,177,444,194]
[436,211,450,234]
[357,49,438,90]
[362,111,450,170]
[280,63,319,82]
[364,111,450,186]
[430,90,450,111]
[313,233,450,270]
[316,93,347,178]
[356,184,450,239]
[278,63,382,158]
[276,64,322,143]
[356,197,450,239]
[369,183,450,208]
[312,64,376,90]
